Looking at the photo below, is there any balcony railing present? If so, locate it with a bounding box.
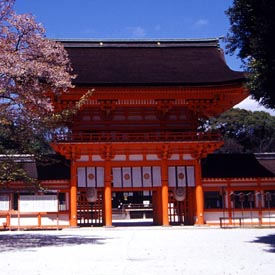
[53,131,222,143]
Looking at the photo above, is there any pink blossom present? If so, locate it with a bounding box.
[0,0,75,125]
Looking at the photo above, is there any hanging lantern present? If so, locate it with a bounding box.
[174,188,186,202]
[86,188,97,202]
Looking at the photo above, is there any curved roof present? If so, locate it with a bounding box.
[59,38,245,86]
[202,154,275,178]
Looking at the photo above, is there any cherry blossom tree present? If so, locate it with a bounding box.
[0,0,75,186]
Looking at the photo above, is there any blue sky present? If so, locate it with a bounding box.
[14,0,231,40]
[13,0,275,114]
[14,0,238,68]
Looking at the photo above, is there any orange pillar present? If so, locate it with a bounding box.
[104,159,112,227]
[152,189,162,225]
[257,179,263,226]
[195,159,204,225]
[161,158,169,226]
[70,160,78,227]
[227,184,233,225]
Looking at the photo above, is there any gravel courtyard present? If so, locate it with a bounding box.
[1,226,275,275]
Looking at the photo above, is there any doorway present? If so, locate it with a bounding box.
[112,191,154,226]
[168,187,195,225]
[77,189,104,226]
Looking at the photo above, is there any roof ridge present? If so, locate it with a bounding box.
[54,37,219,42]
[56,38,220,48]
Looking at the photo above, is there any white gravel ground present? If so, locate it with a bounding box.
[1,226,275,275]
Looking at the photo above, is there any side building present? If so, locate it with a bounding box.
[202,154,275,227]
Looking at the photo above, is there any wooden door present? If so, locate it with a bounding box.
[77,189,103,226]
[168,187,195,225]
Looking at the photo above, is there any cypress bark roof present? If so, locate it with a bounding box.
[255,153,275,175]
[202,154,275,178]
[59,38,245,86]
[37,155,70,180]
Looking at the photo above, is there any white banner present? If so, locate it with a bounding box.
[87,167,96,187]
[77,167,86,187]
[112,167,161,188]
[112,167,122,188]
[142,167,152,187]
[152,166,161,187]
[132,167,142,187]
[177,166,186,187]
[122,167,132,188]
[96,167,104,187]
[168,166,195,187]
[78,167,105,187]
[186,166,195,187]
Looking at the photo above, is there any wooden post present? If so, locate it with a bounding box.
[70,160,78,227]
[227,184,233,226]
[38,213,41,228]
[161,156,169,226]
[195,159,204,225]
[6,212,10,229]
[257,179,262,226]
[152,189,162,225]
[104,147,112,227]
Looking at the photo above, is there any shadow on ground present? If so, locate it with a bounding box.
[252,234,275,253]
[0,233,106,253]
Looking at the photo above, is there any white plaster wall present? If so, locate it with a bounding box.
[262,211,275,223]
[41,214,69,226]
[10,217,19,226]
[0,217,7,225]
[129,154,143,161]
[17,216,38,226]
[113,155,126,161]
[146,154,159,160]
[204,211,226,224]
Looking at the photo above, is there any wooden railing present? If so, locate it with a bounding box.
[53,131,222,143]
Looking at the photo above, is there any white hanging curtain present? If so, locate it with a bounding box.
[112,166,161,188]
[77,167,104,187]
[168,166,195,187]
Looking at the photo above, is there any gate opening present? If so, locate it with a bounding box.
[77,189,104,227]
[112,191,154,226]
[76,187,195,227]
[168,188,195,225]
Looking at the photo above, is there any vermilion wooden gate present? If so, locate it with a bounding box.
[168,188,195,225]
[77,188,196,226]
[77,189,103,226]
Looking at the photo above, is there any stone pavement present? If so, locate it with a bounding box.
[1,226,275,275]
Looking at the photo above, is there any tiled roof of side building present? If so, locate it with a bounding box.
[37,155,70,180]
[57,38,245,86]
[255,153,275,174]
[202,154,275,178]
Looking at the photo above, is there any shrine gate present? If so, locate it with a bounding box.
[51,39,248,227]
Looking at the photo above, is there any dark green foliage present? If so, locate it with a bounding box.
[226,0,275,109]
[204,108,275,153]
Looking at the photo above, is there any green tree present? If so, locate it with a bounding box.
[205,108,275,153]
[225,0,275,109]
